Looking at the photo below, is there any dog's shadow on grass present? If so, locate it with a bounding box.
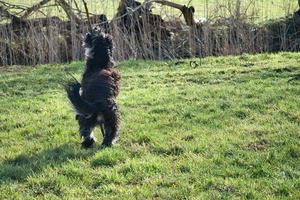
[0,143,100,183]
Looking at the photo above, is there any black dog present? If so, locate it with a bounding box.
[65,30,120,147]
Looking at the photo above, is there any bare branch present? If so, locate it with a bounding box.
[148,0,183,10]
[0,5,21,22]
[21,0,51,19]
[0,1,28,10]
[82,0,92,31]
[148,0,195,26]
[73,0,83,19]
[56,0,81,24]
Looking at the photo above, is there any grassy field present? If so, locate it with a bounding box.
[0,52,300,199]
[5,0,299,21]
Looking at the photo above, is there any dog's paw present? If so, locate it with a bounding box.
[81,136,96,148]
[101,138,118,148]
[101,141,113,148]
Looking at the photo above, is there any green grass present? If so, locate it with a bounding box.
[5,0,299,22]
[0,52,300,199]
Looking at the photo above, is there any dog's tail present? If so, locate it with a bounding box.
[64,80,96,116]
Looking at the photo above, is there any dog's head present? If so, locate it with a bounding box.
[83,30,113,63]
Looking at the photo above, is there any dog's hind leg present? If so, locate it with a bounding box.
[102,102,120,146]
[77,115,97,148]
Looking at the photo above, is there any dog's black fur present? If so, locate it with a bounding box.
[65,30,120,147]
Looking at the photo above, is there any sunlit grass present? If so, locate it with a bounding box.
[0,52,299,198]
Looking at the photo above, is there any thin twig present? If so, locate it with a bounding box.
[73,0,83,19]
[81,0,92,31]
[21,0,51,19]
[56,0,81,24]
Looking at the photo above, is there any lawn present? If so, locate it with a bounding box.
[0,52,300,199]
[5,0,299,21]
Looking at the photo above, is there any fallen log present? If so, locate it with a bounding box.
[144,0,195,26]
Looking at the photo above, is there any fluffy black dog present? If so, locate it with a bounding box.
[65,30,120,147]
